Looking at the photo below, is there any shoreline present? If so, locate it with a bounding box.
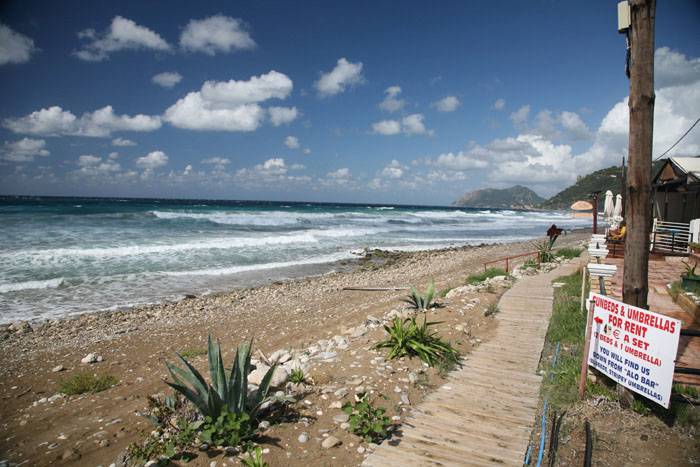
[0,231,590,466]
[0,229,590,328]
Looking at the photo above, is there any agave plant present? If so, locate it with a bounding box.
[375,315,458,366]
[401,280,437,310]
[164,334,293,422]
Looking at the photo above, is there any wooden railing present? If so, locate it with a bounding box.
[483,251,541,273]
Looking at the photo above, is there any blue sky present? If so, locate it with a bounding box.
[1,1,699,205]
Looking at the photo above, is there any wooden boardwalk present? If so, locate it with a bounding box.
[363,256,587,466]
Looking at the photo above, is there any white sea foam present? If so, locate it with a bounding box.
[0,277,65,293]
[163,251,353,277]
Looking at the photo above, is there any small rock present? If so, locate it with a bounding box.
[357,446,366,453]
[52,365,65,373]
[321,435,340,449]
[198,443,209,451]
[81,353,97,364]
[61,448,81,461]
[333,413,350,424]
[328,401,342,409]
[408,372,418,384]
[298,433,309,443]
[334,387,349,398]
[258,420,271,431]
[346,377,363,386]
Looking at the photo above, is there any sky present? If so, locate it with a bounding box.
[0,0,699,205]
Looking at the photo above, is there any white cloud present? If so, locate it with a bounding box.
[655,47,700,88]
[532,109,561,140]
[74,16,170,62]
[0,137,49,162]
[4,105,161,137]
[509,105,530,126]
[164,70,293,131]
[303,148,311,154]
[372,114,433,136]
[152,71,183,88]
[74,154,121,177]
[434,152,489,170]
[202,156,230,171]
[269,106,298,126]
[493,98,506,110]
[380,160,408,179]
[314,58,365,97]
[379,86,404,112]
[401,114,433,135]
[136,150,168,169]
[0,24,37,65]
[180,15,255,55]
[285,136,300,149]
[371,120,401,135]
[78,154,101,166]
[432,96,460,112]
[561,111,593,141]
[327,168,350,179]
[112,137,137,146]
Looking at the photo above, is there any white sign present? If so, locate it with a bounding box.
[586,292,681,408]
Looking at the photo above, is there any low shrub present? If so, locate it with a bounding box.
[342,392,391,443]
[60,371,116,395]
[401,280,438,310]
[375,315,458,367]
[465,268,507,285]
[556,247,583,259]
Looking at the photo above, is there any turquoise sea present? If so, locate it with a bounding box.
[0,196,590,324]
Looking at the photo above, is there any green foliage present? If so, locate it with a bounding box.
[199,407,253,447]
[556,247,583,260]
[534,239,555,263]
[60,371,116,395]
[240,446,268,467]
[164,334,293,421]
[465,268,507,285]
[682,261,699,278]
[179,348,207,358]
[538,162,664,210]
[375,315,458,367]
[673,383,700,399]
[401,280,438,310]
[341,392,391,443]
[437,287,452,299]
[631,399,651,416]
[289,368,306,384]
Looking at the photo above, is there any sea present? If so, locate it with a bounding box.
[0,196,591,324]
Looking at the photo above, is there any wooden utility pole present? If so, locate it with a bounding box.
[623,0,656,309]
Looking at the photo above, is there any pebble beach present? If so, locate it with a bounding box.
[0,231,589,466]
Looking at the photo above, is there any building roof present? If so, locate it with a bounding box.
[653,157,700,189]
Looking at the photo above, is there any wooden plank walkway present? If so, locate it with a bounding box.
[363,256,588,466]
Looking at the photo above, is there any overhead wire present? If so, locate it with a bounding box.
[653,117,700,161]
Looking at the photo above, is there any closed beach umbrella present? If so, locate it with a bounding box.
[613,194,623,218]
[603,190,614,219]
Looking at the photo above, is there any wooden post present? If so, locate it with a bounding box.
[592,195,598,234]
[623,0,655,310]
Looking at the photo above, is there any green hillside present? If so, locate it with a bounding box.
[452,185,545,209]
[538,161,664,211]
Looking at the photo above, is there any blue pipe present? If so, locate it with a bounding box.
[534,341,561,467]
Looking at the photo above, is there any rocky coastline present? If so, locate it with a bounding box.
[0,231,589,466]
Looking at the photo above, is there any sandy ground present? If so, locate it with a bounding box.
[0,232,590,466]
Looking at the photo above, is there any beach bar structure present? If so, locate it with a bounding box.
[653,157,700,223]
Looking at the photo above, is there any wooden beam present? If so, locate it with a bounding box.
[623,0,656,310]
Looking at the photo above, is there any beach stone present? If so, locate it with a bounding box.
[298,433,309,443]
[258,421,271,431]
[328,401,342,409]
[350,326,367,338]
[9,322,31,334]
[408,372,418,384]
[62,448,81,461]
[313,351,337,361]
[333,413,350,424]
[52,365,65,373]
[248,367,270,386]
[346,377,363,386]
[81,353,97,364]
[269,367,289,387]
[321,435,340,449]
[334,387,348,398]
